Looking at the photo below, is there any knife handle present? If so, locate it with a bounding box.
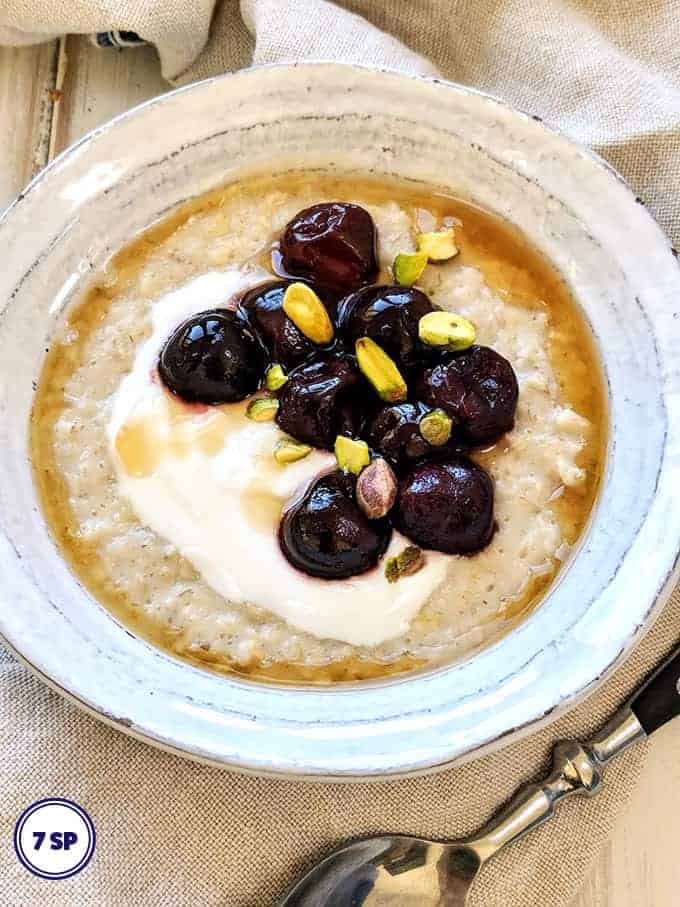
[629,643,680,735]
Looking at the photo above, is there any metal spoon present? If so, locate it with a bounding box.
[281,642,680,906]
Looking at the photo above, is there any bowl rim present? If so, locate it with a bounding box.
[1,61,679,779]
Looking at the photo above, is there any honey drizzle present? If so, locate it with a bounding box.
[114,392,245,478]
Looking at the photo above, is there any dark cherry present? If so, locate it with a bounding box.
[337,284,438,369]
[158,309,266,404]
[416,345,519,446]
[279,203,378,294]
[275,354,369,449]
[395,456,495,554]
[279,470,392,579]
[366,401,434,468]
[238,280,318,369]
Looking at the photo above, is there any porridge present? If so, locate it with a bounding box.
[31,172,605,682]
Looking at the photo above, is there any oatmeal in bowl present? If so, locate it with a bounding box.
[31,172,604,683]
[2,64,677,775]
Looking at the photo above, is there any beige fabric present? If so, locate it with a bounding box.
[0,2,679,905]
[0,1,678,246]
[0,594,677,907]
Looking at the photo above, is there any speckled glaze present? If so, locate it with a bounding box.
[0,64,678,779]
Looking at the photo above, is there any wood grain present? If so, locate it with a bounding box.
[1,36,678,907]
[50,35,167,156]
[0,41,58,205]
[571,720,680,907]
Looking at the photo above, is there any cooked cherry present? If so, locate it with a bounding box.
[279,203,378,294]
[158,309,266,404]
[395,457,495,554]
[338,284,437,369]
[279,470,391,579]
[366,402,433,468]
[275,354,369,449]
[238,280,318,369]
[415,345,519,446]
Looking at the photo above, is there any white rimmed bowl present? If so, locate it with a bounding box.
[0,63,678,779]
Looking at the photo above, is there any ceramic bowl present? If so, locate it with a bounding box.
[0,63,678,779]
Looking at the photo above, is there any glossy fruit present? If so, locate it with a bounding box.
[395,457,495,554]
[338,284,437,369]
[279,470,392,579]
[238,280,318,369]
[275,353,368,449]
[366,401,436,468]
[158,309,266,404]
[279,203,378,294]
[416,344,519,446]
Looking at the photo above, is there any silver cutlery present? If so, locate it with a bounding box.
[281,642,680,906]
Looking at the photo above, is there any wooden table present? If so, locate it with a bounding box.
[1,35,678,907]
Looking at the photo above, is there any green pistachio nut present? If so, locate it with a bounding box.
[418,310,476,351]
[334,435,370,476]
[385,546,425,583]
[419,408,453,446]
[265,364,288,391]
[393,250,428,287]
[246,397,279,422]
[274,438,312,464]
[355,336,408,403]
[282,282,334,344]
[355,458,398,519]
[417,227,459,261]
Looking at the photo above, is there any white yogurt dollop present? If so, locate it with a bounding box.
[108,269,446,647]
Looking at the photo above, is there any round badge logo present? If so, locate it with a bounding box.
[14,798,96,880]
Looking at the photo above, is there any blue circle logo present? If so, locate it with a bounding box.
[14,798,96,879]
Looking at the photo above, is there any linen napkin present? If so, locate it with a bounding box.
[1,1,678,247]
[0,2,679,906]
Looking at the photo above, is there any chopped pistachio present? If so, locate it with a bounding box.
[355,336,408,403]
[385,546,425,583]
[419,408,453,446]
[393,250,428,287]
[417,227,459,261]
[418,310,476,351]
[265,364,288,391]
[334,435,370,476]
[282,282,334,344]
[246,397,279,422]
[356,458,397,519]
[274,438,311,464]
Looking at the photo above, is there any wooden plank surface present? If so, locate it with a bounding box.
[0,42,58,203]
[1,35,678,907]
[50,35,167,154]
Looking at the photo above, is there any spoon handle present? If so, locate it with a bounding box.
[629,642,680,734]
[465,708,643,863]
[466,642,680,864]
